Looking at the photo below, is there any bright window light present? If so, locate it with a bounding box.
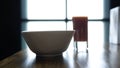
[67,0,104,19]
[27,0,104,20]
[27,0,65,19]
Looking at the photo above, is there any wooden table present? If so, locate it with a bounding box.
[0,47,79,68]
[1,21,120,68]
[1,43,120,68]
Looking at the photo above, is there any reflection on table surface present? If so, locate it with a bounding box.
[1,21,120,68]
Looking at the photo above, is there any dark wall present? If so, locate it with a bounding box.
[103,0,120,20]
[0,0,21,60]
[110,0,120,9]
[103,0,110,20]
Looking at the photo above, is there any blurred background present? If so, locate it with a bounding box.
[1,0,120,60]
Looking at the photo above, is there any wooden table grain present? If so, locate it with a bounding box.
[1,43,120,68]
[1,21,120,68]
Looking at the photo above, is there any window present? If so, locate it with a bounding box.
[67,0,104,19]
[27,0,65,19]
[26,0,104,20]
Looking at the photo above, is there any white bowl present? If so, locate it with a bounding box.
[22,30,74,57]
